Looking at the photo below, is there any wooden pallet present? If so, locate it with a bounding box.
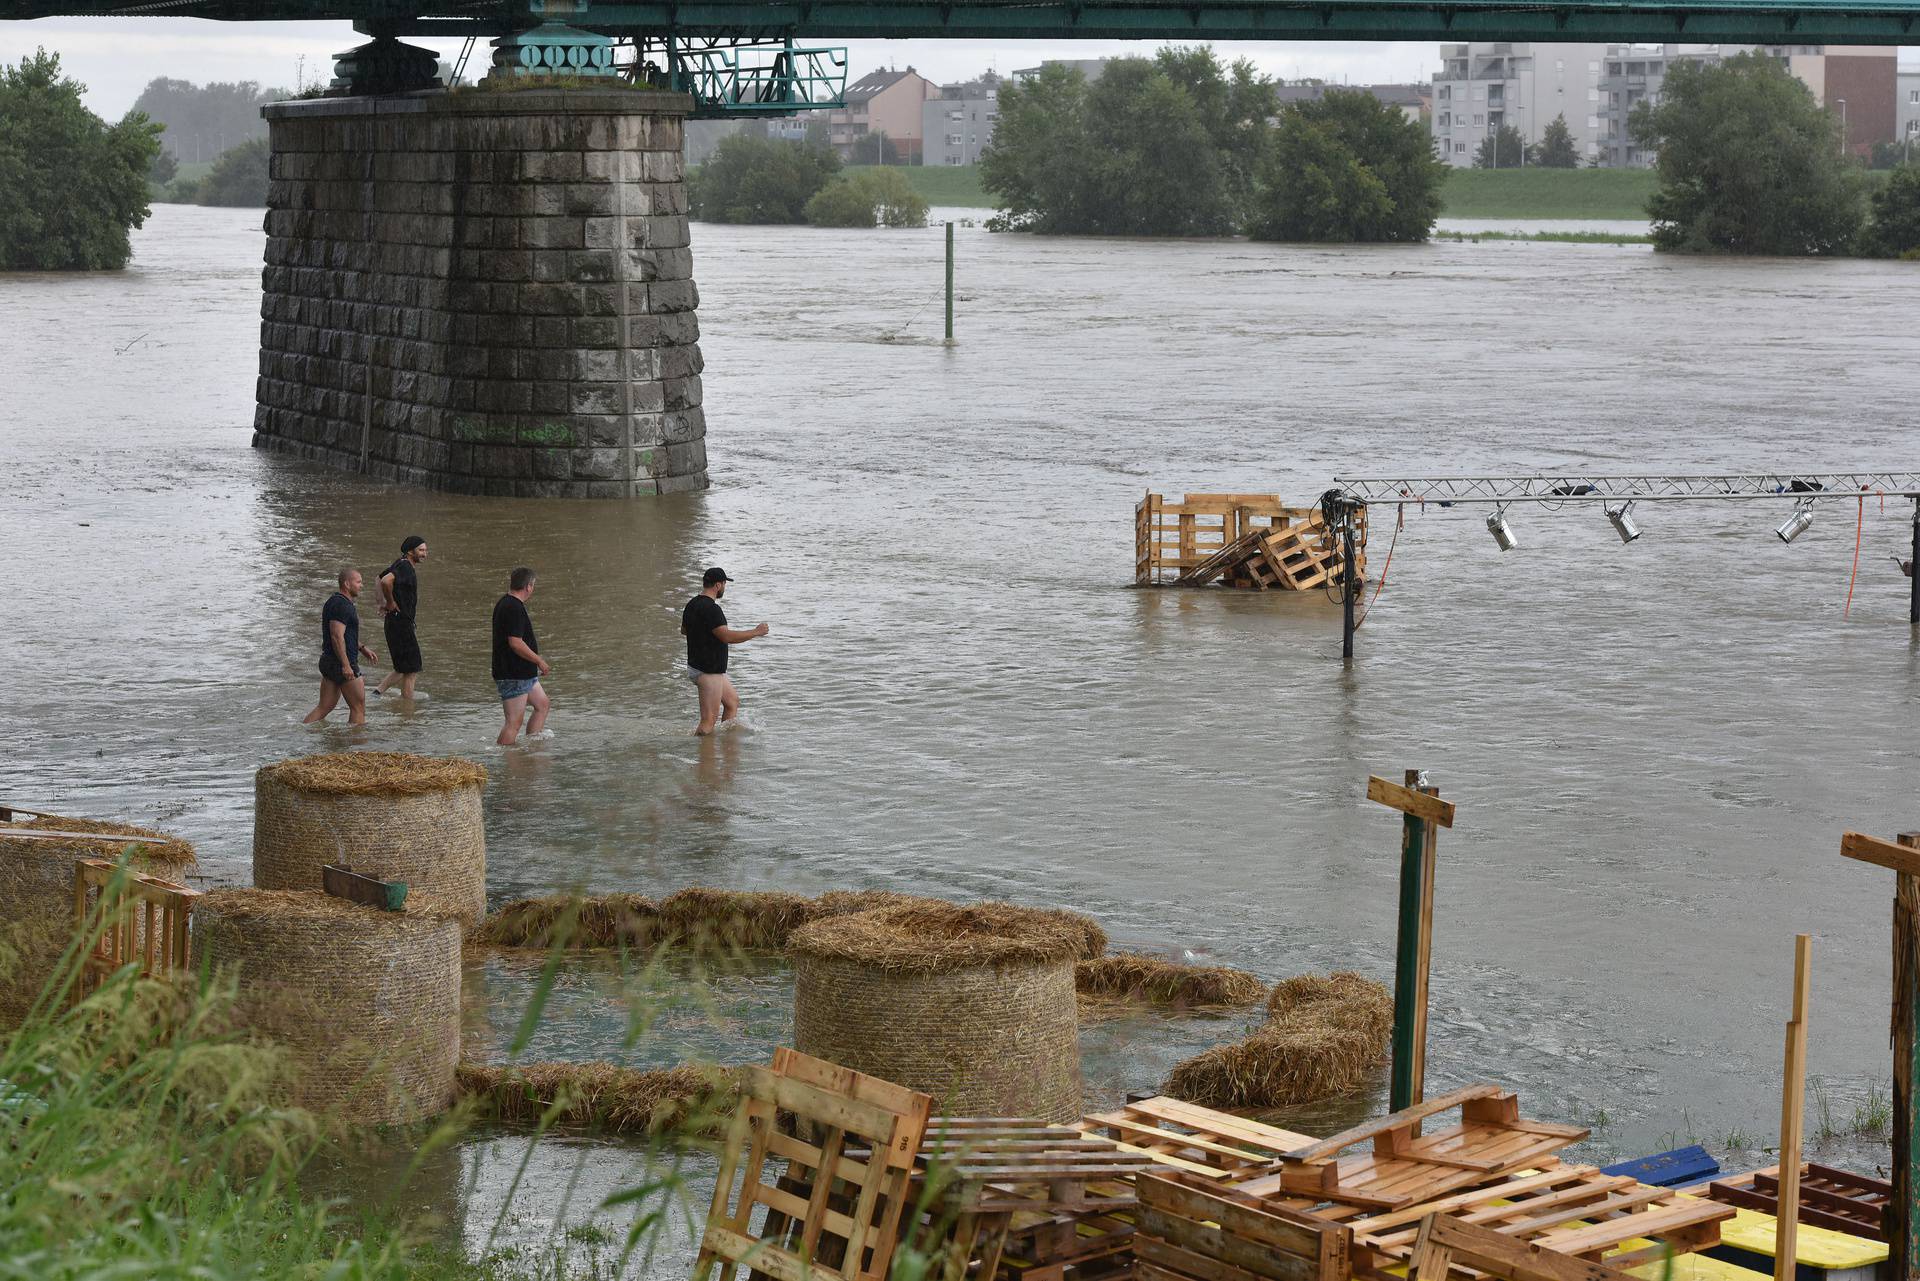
[1133,1166,1356,1281]
[1229,1085,1589,1211]
[1079,1095,1313,1181]
[1697,1164,1889,1242]
[1345,1163,1734,1273]
[695,1047,933,1281]
[911,1118,1160,1281]
[1135,492,1365,590]
[73,857,198,1001]
[1407,1211,1643,1281]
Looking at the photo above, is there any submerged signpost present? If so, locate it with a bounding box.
[1368,771,1456,1113]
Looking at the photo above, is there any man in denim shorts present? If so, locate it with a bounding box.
[491,566,551,745]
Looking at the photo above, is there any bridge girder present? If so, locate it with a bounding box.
[3,0,1917,43]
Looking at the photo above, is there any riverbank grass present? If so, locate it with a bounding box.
[846,163,989,208]
[1438,168,1658,219]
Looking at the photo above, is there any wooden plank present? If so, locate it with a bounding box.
[1137,1172,1334,1259]
[322,863,408,911]
[1417,1213,1643,1281]
[1354,1168,1608,1236]
[1840,830,1920,877]
[2,828,176,846]
[1775,934,1812,1281]
[1284,1086,1500,1164]
[1367,777,1456,829]
[1535,1200,1733,1256]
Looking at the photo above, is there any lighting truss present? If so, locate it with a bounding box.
[1331,473,1920,506]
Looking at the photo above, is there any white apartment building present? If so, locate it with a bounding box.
[1429,43,1610,167]
[1901,67,1920,148]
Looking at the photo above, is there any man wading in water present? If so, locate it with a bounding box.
[374,535,429,702]
[681,567,769,736]
[492,566,552,746]
[303,568,378,726]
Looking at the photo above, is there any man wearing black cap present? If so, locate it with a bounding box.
[681,567,770,736]
[374,535,429,702]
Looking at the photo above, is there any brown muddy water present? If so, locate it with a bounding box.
[4,203,1919,1267]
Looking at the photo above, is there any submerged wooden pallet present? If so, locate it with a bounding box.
[1135,492,1365,590]
[1079,1095,1313,1181]
[1697,1164,1889,1242]
[695,1047,932,1281]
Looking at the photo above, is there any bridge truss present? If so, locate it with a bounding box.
[7,0,1918,45]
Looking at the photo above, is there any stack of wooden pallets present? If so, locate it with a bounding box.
[1134,493,1366,591]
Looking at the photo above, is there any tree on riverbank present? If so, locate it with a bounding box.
[689,134,840,223]
[1473,124,1527,170]
[1867,164,1920,257]
[0,50,161,270]
[804,168,930,227]
[170,136,269,206]
[981,48,1275,235]
[1533,116,1580,168]
[1630,51,1864,255]
[1249,89,1446,243]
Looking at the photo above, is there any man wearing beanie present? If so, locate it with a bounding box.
[375,535,430,702]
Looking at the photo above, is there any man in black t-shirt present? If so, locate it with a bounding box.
[374,535,430,702]
[680,566,770,736]
[492,565,552,746]
[302,567,379,726]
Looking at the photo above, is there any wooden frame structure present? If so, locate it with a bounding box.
[1698,1164,1890,1242]
[1135,493,1366,591]
[696,1046,933,1281]
[71,857,199,999]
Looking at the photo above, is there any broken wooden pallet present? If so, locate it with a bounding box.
[72,857,198,1002]
[695,1047,932,1281]
[1133,1166,1357,1281]
[1079,1094,1312,1182]
[1696,1164,1889,1242]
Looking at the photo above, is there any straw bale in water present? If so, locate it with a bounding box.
[456,1061,739,1135]
[253,752,487,925]
[0,815,197,1026]
[468,894,659,949]
[654,887,817,951]
[256,752,488,797]
[787,901,1101,975]
[1164,1023,1383,1109]
[195,888,464,1125]
[1266,970,1394,1040]
[1162,970,1392,1109]
[1075,952,1265,1008]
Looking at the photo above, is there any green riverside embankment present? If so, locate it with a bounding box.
[866,164,1661,220]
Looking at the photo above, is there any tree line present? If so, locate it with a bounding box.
[689,135,931,229]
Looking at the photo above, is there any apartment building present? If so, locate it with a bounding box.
[1429,43,1610,167]
[819,67,938,162]
[923,79,1001,166]
[1275,82,1430,125]
[1902,67,1920,147]
[1594,45,1727,167]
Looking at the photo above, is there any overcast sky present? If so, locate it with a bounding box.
[3,17,1914,120]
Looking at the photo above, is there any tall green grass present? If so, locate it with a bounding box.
[1438,168,1659,220]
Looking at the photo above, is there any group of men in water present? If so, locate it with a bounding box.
[302,538,770,743]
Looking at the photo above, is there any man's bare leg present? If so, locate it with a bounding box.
[524,682,551,737]
[302,679,341,723]
[498,694,529,745]
[374,670,400,695]
[342,677,369,726]
[693,674,725,735]
[397,672,418,699]
[719,676,741,727]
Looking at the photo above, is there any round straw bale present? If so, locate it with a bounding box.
[1163,1023,1383,1109]
[788,902,1085,1121]
[253,753,487,926]
[0,815,196,1026]
[194,889,463,1125]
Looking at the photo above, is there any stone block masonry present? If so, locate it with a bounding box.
[252,90,707,497]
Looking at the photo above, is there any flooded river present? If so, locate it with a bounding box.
[4,202,1919,1259]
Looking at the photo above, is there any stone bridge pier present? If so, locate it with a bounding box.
[253,90,707,497]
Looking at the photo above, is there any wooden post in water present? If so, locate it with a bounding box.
[944,221,954,346]
[1368,772,1455,1113]
[1775,933,1812,1281]
[1838,828,1920,1281]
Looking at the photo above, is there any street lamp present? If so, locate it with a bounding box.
[1837,98,1847,156]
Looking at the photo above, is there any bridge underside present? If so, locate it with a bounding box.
[10,0,1919,44]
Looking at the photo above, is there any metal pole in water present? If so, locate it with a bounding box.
[1910,499,1918,627]
[1389,768,1430,1113]
[1341,519,1357,662]
[945,221,955,346]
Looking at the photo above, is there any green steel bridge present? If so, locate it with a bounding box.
[6,0,1918,44]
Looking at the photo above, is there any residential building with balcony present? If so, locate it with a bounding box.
[819,67,938,163]
[1901,66,1920,148]
[923,78,1001,166]
[1594,45,1728,167]
[1429,43,1610,168]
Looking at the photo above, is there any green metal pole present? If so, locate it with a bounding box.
[1390,791,1429,1113]
[1896,834,1920,1281]
[944,221,954,345]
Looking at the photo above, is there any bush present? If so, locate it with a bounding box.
[1250,88,1446,243]
[0,49,161,270]
[804,169,930,228]
[689,134,840,224]
[1473,124,1526,170]
[1532,115,1580,168]
[981,47,1275,236]
[1868,163,1920,257]
[1631,51,1864,255]
[188,136,270,206]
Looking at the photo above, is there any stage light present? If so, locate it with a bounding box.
[1776,504,1814,544]
[1605,502,1641,544]
[1486,509,1518,552]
